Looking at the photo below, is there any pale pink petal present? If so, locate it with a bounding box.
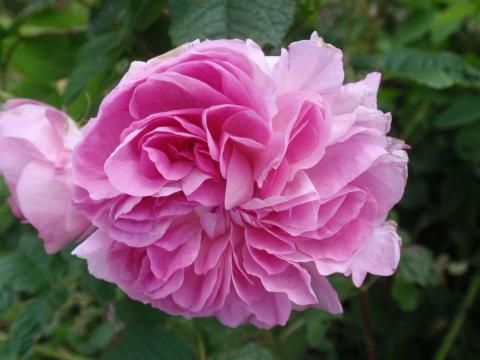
[16,161,89,253]
[314,221,401,287]
[274,32,344,95]
[72,230,115,282]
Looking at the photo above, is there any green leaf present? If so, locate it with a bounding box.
[211,343,273,360]
[7,306,42,357]
[194,318,230,351]
[63,32,125,104]
[0,345,14,360]
[0,235,69,293]
[306,311,334,352]
[88,0,129,35]
[394,10,433,45]
[5,290,64,358]
[380,48,480,89]
[455,122,480,162]
[10,35,77,83]
[126,0,166,32]
[435,95,480,129]
[430,2,476,44]
[0,234,53,292]
[82,322,116,355]
[329,274,357,300]
[114,297,168,325]
[391,277,420,312]
[81,269,116,304]
[5,0,56,35]
[6,79,61,105]
[169,0,295,47]
[0,202,15,234]
[0,289,14,314]
[18,8,87,36]
[102,324,193,360]
[397,246,441,286]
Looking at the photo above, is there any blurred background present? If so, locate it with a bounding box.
[0,0,479,359]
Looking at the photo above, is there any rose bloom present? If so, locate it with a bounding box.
[73,33,408,328]
[0,99,89,253]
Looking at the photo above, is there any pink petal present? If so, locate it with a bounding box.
[273,32,344,95]
[16,161,89,253]
[315,221,401,287]
[225,147,253,209]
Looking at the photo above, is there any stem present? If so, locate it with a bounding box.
[33,344,91,360]
[401,102,429,141]
[196,332,207,360]
[77,92,92,126]
[19,26,86,37]
[434,270,480,360]
[0,36,21,89]
[359,291,376,360]
[279,317,306,340]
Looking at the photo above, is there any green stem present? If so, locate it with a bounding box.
[401,102,429,141]
[0,36,21,89]
[359,290,376,360]
[279,317,306,340]
[19,26,86,37]
[196,332,207,360]
[33,344,91,360]
[434,270,480,360]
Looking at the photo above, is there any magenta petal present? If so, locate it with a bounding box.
[225,147,253,209]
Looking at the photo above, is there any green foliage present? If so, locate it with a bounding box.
[102,324,193,360]
[435,95,480,129]
[391,277,420,312]
[455,122,480,162]
[380,48,480,89]
[211,343,274,360]
[397,245,441,287]
[169,0,295,47]
[1,0,480,359]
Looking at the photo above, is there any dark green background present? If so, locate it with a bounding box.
[1,0,479,359]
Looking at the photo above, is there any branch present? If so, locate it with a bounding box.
[434,270,480,360]
[359,290,377,360]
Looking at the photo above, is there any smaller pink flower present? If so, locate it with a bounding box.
[0,99,90,253]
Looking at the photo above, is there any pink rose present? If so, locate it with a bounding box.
[73,33,408,328]
[0,99,90,253]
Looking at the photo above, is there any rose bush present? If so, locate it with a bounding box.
[72,33,408,328]
[0,99,89,253]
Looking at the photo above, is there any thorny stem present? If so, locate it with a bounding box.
[434,270,480,360]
